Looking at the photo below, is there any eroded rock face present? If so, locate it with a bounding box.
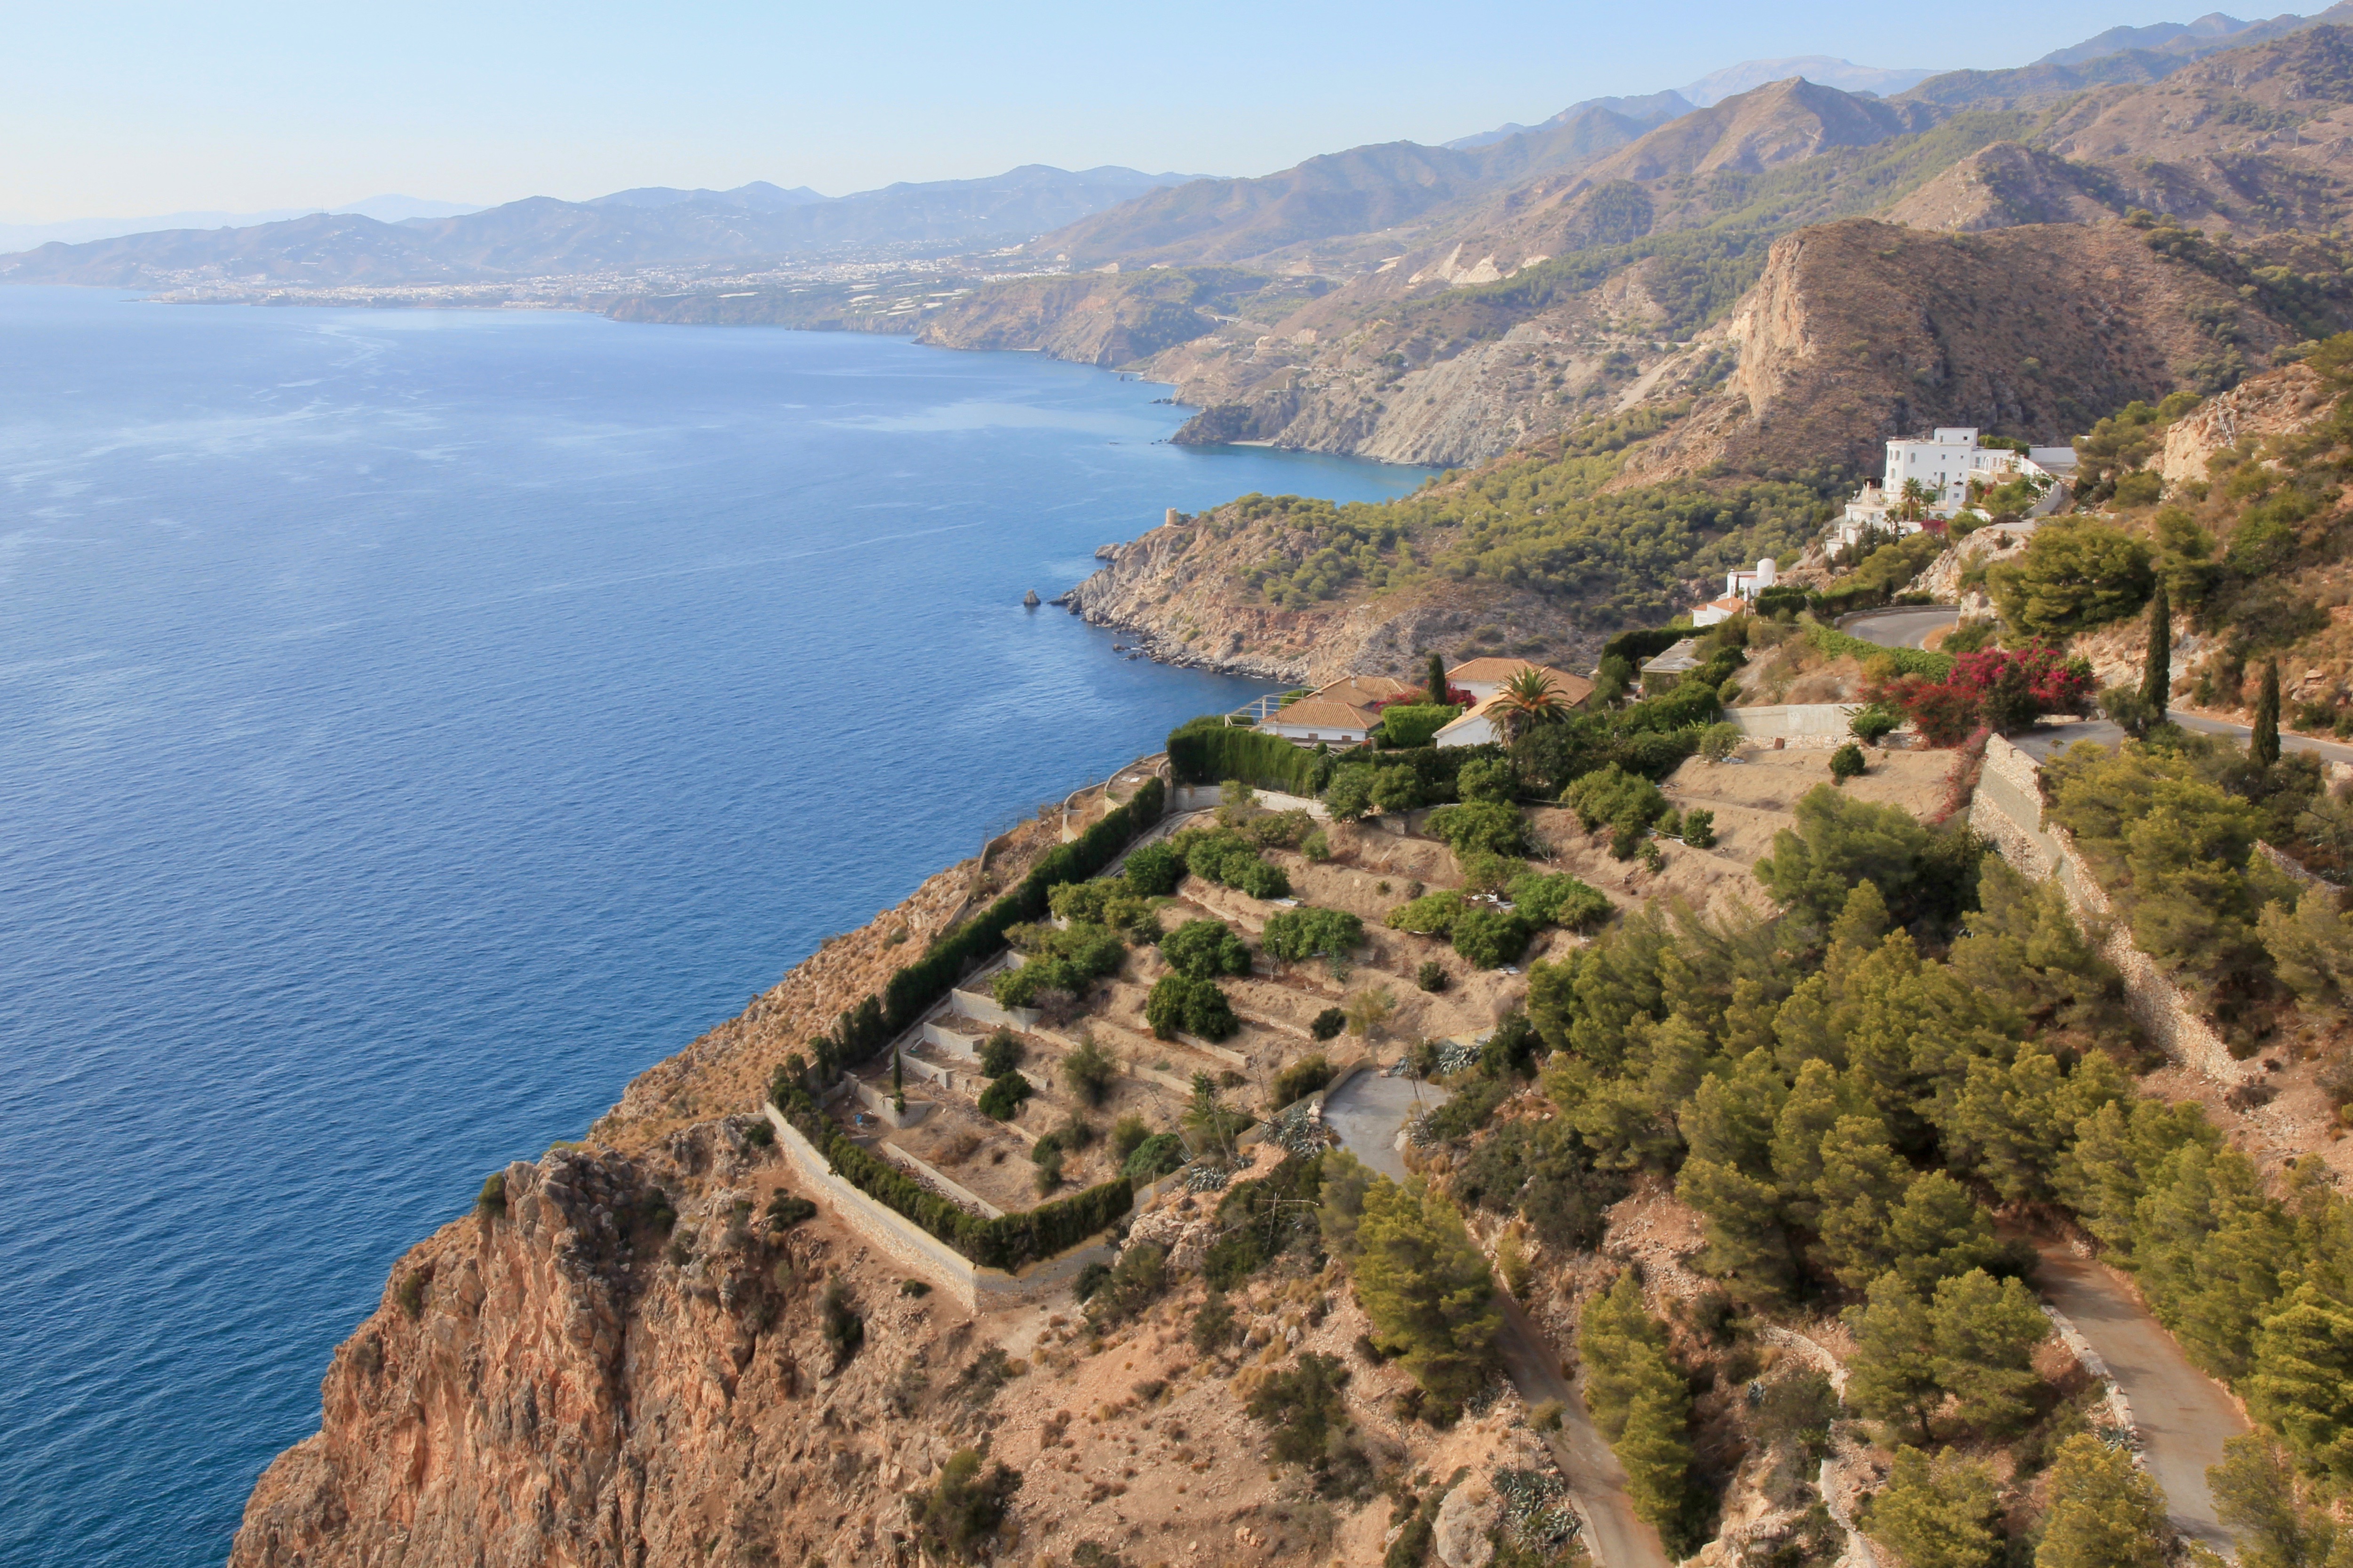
[228,1128,960,1568]
[2158,361,2327,483]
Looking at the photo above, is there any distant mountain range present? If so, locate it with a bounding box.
[0,195,480,252]
[0,166,1198,287]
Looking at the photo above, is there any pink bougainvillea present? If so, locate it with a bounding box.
[1877,644,2093,744]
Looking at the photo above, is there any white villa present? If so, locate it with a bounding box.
[1829,428,2077,549]
[1692,558,1779,627]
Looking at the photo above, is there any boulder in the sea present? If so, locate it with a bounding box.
[1022,589,1041,608]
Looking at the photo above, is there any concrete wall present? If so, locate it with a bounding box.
[762,1102,1121,1312]
[951,987,1041,1032]
[922,1021,982,1060]
[850,1080,931,1128]
[1969,736,2254,1085]
[1725,704,1861,748]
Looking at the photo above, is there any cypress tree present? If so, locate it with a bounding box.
[1426,650,1450,708]
[2140,580,2170,724]
[2255,659,2282,768]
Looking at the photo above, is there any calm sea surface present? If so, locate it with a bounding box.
[0,287,1428,1568]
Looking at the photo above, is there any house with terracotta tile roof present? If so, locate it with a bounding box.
[1445,658,1594,705]
[1258,673,1420,744]
[1433,661,1595,747]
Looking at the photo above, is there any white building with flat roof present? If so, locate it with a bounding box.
[1833,429,2073,549]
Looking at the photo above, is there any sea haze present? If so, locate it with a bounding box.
[0,287,1430,1568]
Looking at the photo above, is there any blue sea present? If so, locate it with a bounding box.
[0,287,1429,1568]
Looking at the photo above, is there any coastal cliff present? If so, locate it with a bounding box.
[1057,508,1601,686]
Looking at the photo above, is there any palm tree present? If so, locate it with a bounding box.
[1898,477,1934,523]
[1494,667,1566,741]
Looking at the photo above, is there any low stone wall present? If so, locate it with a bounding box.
[922,1020,981,1059]
[1969,736,2252,1085]
[850,1080,930,1128]
[951,986,1040,1032]
[1725,704,1862,748]
[1169,784,1330,818]
[762,1102,1120,1312]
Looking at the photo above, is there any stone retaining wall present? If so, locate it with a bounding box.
[1969,736,2252,1085]
[761,1102,1118,1312]
[1724,703,1862,748]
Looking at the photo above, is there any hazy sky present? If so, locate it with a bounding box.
[0,1,2226,219]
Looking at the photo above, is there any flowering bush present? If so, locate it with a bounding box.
[1877,644,2093,744]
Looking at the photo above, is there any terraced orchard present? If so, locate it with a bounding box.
[829,790,1612,1223]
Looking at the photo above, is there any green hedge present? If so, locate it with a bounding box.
[1802,619,1954,681]
[872,776,1167,1045]
[773,1084,1133,1270]
[1167,720,1332,794]
[1600,626,1693,666]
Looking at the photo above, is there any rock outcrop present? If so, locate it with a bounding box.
[2158,359,2329,482]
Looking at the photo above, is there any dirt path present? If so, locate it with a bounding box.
[2035,1243,2247,1553]
[1321,1071,1672,1568]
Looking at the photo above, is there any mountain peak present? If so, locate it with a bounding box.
[1677,55,1935,107]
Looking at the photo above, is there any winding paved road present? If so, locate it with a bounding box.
[1843,607,2353,765]
[1321,1070,1673,1568]
[2034,1244,2247,1552]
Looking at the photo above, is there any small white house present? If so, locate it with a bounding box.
[1693,559,1778,626]
[1258,673,1418,745]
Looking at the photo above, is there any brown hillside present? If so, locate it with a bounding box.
[1625,218,2299,483]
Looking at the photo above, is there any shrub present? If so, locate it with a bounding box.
[1161,918,1252,980]
[1563,763,1669,837]
[1456,756,1517,802]
[1193,1289,1236,1352]
[1386,889,1466,935]
[821,1277,865,1361]
[1061,1035,1120,1106]
[1049,877,1158,933]
[1173,825,1292,898]
[1425,800,1529,857]
[1850,705,1900,745]
[1272,1053,1336,1108]
[1246,1352,1360,1479]
[1085,1241,1169,1329]
[1121,1131,1186,1181]
[1416,959,1449,992]
[1344,985,1396,1038]
[978,1028,1024,1077]
[994,918,1126,1006]
[1698,721,1742,763]
[905,1447,1023,1564]
[1301,828,1332,861]
[1121,839,1185,896]
[1110,1113,1151,1164]
[1145,974,1237,1041]
[1454,907,1535,968]
[977,1071,1034,1120]
[396,1271,429,1319]
[765,1192,818,1229]
[1829,743,1867,784]
[1312,1006,1347,1041]
[1681,808,1716,848]
[1262,905,1366,966]
[476,1172,507,1219]
[1508,871,1612,931]
[1378,703,1458,748]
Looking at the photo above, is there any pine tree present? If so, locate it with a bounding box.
[1677,1157,1794,1301]
[2034,1433,2168,1568]
[1349,1177,1500,1411]
[2255,659,2282,769]
[1770,1061,1852,1230]
[2250,1283,2353,1482]
[1943,1041,2068,1204]
[1615,1380,1695,1540]
[1930,1268,2048,1434]
[1866,1446,2003,1568]
[1682,1048,1786,1173]
[2141,579,2171,725]
[2209,1433,2338,1568]
[1846,1274,1943,1444]
[1427,650,1450,708]
[1816,1116,1911,1290]
[1579,1270,1670,1438]
[1889,1172,2003,1294]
